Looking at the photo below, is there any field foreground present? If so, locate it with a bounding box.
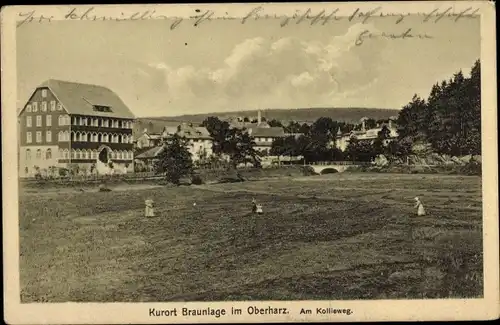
[19,173,483,302]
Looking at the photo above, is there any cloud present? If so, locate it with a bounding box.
[147,23,388,114]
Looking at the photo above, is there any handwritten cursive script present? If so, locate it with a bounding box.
[17,5,480,29]
[17,7,184,29]
[355,28,434,46]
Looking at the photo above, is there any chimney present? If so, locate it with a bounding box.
[257,110,262,125]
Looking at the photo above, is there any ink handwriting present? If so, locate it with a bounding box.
[16,5,480,36]
[355,28,434,46]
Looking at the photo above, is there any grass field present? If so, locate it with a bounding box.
[19,173,483,302]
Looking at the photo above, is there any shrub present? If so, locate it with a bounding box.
[300,166,317,176]
[191,174,205,185]
[459,160,481,176]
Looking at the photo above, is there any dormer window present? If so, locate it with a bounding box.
[93,105,112,112]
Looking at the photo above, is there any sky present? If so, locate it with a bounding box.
[16,15,480,117]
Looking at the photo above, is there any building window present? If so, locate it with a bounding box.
[57,103,63,111]
[26,149,31,161]
[41,102,47,112]
[26,104,32,113]
[42,89,47,98]
[50,101,56,111]
[46,131,52,142]
[46,115,52,126]
[63,149,69,159]
[36,131,42,143]
[26,116,32,127]
[26,132,32,143]
[36,149,42,160]
[32,102,38,112]
[36,115,42,127]
[46,148,52,159]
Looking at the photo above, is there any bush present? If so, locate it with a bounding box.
[191,174,205,185]
[300,166,317,176]
[459,160,481,176]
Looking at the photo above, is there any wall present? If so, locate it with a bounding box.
[188,139,213,161]
[19,145,60,176]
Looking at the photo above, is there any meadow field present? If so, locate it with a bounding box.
[19,173,483,302]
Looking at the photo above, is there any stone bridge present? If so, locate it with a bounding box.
[307,161,369,174]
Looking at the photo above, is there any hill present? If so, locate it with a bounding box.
[137,107,400,126]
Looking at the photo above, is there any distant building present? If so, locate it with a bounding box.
[18,79,135,176]
[135,123,213,169]
[135,129,162,149]
[247,126,286,155]
[228,110,270,129]
[334,116,398,151]
[162,123,213,161]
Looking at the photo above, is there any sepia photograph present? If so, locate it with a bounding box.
[2,1,498,323]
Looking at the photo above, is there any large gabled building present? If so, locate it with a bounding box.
[18,79,136,176]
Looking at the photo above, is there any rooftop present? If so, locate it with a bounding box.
[21,79,136,119]
[248,127,286,138]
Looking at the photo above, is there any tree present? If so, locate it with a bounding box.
[268,119,283,127]
[284,121,302,134]
[365,118,377,129]
[225,128,261,168]
[394,59,481,157]
[345,138,377,162]
[201,116,231,155]
[270,136,298,157]
[243,117,250,122]
[154,134,193,185]
[373,125,391,155]
[298,123,311,134]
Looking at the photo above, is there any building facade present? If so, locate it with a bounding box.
[247,126,286,155]
[18,79,136,176]
[162,123,214,161]
[135,130,162,150]
[334,117,398,151]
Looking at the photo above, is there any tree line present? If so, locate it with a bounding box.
[396,59,481,156]
[154,59,481,182]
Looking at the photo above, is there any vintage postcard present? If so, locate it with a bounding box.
[2,1,499,323]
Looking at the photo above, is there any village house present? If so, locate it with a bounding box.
[228,110,286,156]
[162,123,213,160]
[133,119,182,151]
[248,126,286,155]
[135,130,162,149]
[17,79,136,176]
[334,116,398,151]
[135,123,213,170]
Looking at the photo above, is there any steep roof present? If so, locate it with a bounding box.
[25,79,136,119]
[248,127,286,138]
[163,124,212,140]
[135,146,164,159]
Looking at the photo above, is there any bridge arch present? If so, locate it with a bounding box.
[320,167,339,175]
